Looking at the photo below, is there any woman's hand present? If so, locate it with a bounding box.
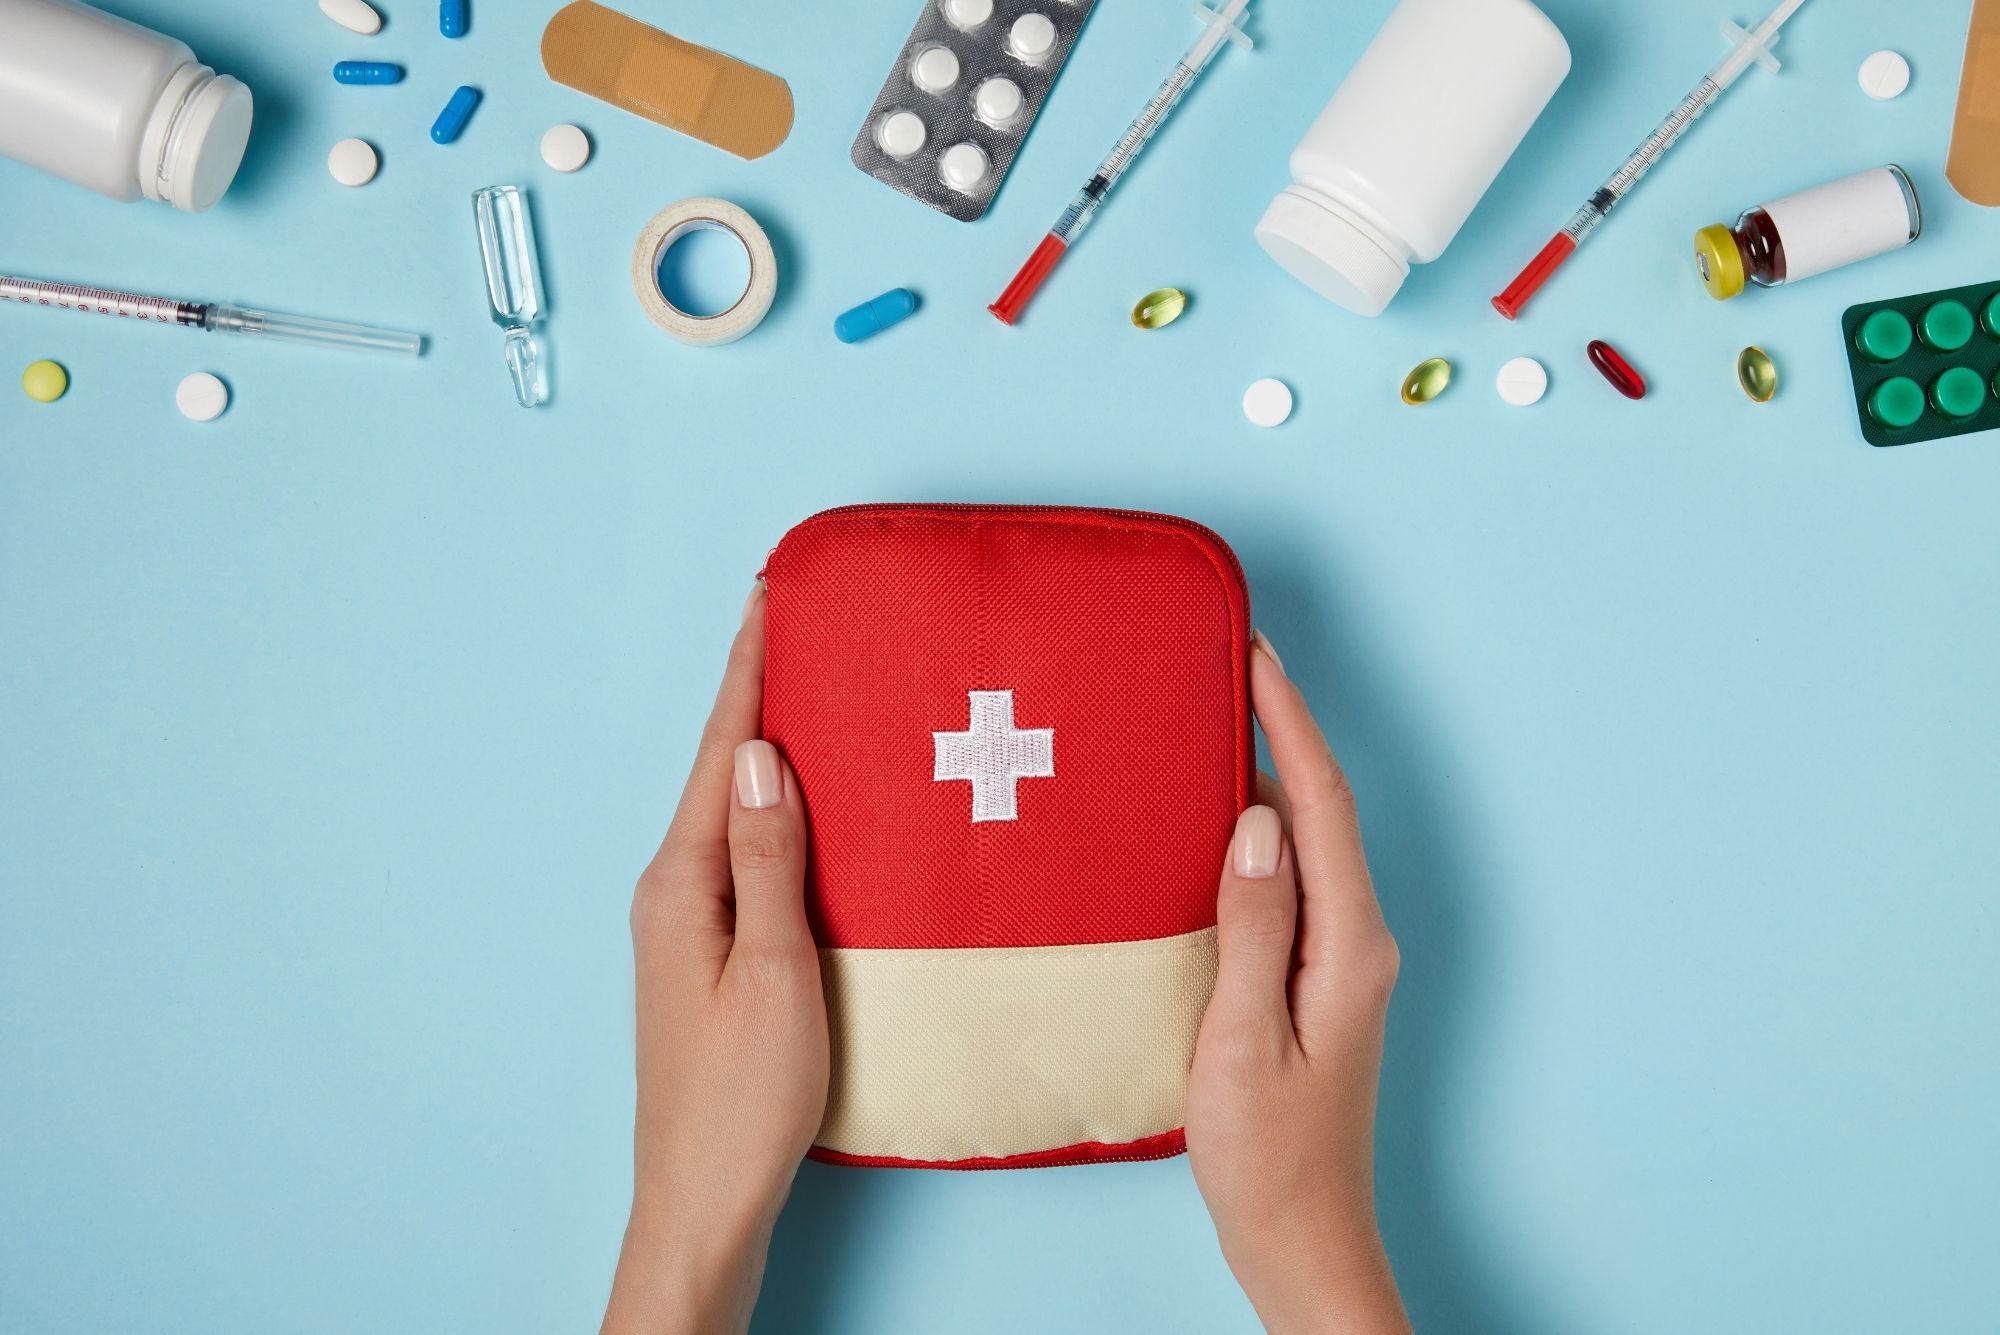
[1186,635,1411,1335]
[603,585,829,1335]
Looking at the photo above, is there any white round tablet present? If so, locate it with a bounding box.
[1495,356,1548,406]
[540,123,591,172]
[327,138,377,187]
[877,110,926,159]
[1010,12,1057,62]
[940,142,989,193]
[176,372,228,423]
[943,0,993,30]
[1859,50,1911,101]
[319,0,382,36]
[911,46,960,93]
[974,76,1024,128]
[1242,378,1293,428]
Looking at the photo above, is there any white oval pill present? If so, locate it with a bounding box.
[974,76,1024,128]
[1243,378,1292,428]
[327,137,378,187]
[1495,356,1548,406]
[939,142,989,193]
[943,0,993,31]
[541,123,591,172]
[319,0,382,36]
[911,46,960,94]
[1859,50,1910,100]
[176,372,228,422]
[877,110,926,159]
[1010,12,1057,62]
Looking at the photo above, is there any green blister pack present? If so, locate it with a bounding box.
[1842,279,2000,447]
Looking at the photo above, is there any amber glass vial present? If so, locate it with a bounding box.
[1694,165,1920,300]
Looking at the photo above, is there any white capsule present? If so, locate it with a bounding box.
[319,0,382,36]
[974,76,1024,129]
[939,142,989,193]
[541,124,591,172]
[176,372,228,423]
[1495,356,1548,406]
[327,137,378,187]
[1242,378,1293,428]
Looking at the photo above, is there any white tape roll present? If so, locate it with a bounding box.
[630,197,778,345]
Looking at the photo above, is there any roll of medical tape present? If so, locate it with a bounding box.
[629,197,778,346]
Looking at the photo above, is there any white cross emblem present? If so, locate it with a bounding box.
[932,689,1055,823]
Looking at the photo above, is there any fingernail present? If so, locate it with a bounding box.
[1251,629,1286,676]
[734,740,782,809]
[742,581,766,626]
[1232,805,1282,879]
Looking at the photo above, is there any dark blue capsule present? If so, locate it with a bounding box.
[440,0,467,38]
[333,60,403,85]
[430,85,480,144]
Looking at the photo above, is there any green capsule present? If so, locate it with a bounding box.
[1736,346,1778,403]
[1131,287,1187,329]
[1400,357,1452,405]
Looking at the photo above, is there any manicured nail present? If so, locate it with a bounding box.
[742,581,766,626]
[734,740,781,809]
[1232,805,1282,878]
[1252,629,1286,676]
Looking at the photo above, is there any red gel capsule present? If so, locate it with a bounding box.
[1587,339,1647,399]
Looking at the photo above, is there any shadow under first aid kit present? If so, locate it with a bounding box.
[760,505,1251,1168]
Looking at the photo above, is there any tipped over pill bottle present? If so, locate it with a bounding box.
[0,0,253,211]
[1694,165,1921,301]
[1253,0,1570,318]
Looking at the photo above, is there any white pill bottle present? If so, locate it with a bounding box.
[0,0,253,211]
[1255,0,1569,316]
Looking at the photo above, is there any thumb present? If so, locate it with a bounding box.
[1207,805,1301,1047]
[727,739,815,957]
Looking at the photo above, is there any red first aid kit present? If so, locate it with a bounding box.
[760,504,1252,1168]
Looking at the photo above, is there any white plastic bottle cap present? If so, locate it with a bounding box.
[541,124,591,172]
[974,76,1024,128]
[319,0,383,35]
[176,372,228,422]
[940,142,989,193]
[153,72,255,213]
[1254,188,1410,318]
[1495,356,1548,406]
[911,46,961,93]
[1859,50,1911,100]
[877,110,927,159]
[328,138,378,186]
[1243,378,1293,428]
[1009,12,1057,61]
[943,0,994,30]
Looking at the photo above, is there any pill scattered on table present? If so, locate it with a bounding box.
[1736,346,1778,403]
[21,359,68,403]
[431,86,481,144]
[1859,50,1910,101]
[835,288,920,344]
[1401,357,1452,405]
[1131,287,1186,330]
[1495,356,1548,406]
[319,0,382,36]
[1587,339,1647,400]
[1243,378,1293,428]
[540,124,591,172]
[440,0,468,38]
[333,61,401,85]
[328,138,378,186]
[176,372,229,422]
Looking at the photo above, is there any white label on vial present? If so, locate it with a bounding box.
[1760,167,1917,284]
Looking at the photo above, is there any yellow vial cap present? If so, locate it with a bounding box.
[1693,224,1745,301]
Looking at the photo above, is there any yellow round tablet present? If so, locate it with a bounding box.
[22,359,68,403]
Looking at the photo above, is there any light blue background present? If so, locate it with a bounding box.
[4,0,1996,1330]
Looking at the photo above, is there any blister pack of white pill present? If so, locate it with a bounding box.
[851,0,1097,222]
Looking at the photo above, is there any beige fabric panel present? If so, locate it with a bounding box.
[817,927,1218,1162]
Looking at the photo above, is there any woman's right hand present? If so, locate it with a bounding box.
[1185,634,1411,1335]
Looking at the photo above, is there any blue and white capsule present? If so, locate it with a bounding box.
[430,85,481,144]
[834,288,919,344]
[440,0,467,38]
[333,60,402,85]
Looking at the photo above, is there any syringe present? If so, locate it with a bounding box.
[1492,0,1808,320]
[0,273,425,355]
[989,0,1252,325]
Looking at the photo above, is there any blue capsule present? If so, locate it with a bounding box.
[333,60,403,85]
[440,0,467,38]
[834,288,919,344]
[430,85,481,144]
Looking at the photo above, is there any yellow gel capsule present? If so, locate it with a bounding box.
[1736,346,1777,403]
[1401,357,1452,405]
[22,359,68,403]
[1131,287,1187,329]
